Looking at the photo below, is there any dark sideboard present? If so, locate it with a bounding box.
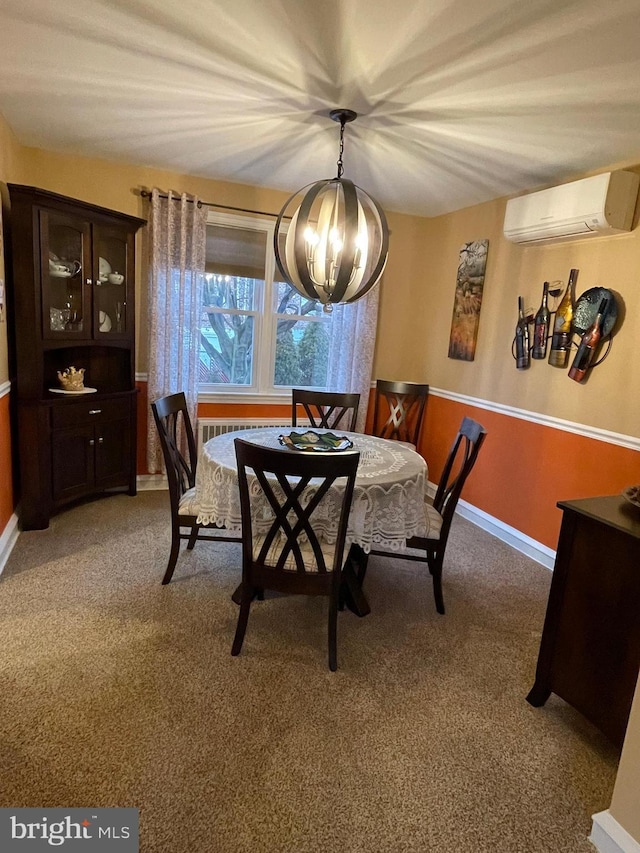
[527,494,640,750]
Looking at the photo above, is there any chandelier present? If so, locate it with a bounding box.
[274,109,389,313]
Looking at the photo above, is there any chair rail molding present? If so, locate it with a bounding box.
[0,380,11,398]
[591,811,640,853]
[429,387,640,452]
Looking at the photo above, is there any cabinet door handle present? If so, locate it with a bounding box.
[98,437,104,444]
[89,439,95,446]
[89,409,102,415]
[86,278,93,285]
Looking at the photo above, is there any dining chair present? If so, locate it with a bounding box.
[151,392,241,584]
[292,389,360,432]
[232,438,360,671]
[370,416,486,614]
[372,379,430,448]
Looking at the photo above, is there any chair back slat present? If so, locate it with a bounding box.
[235,439,359,577]
[373,380,429,445]
[433,416,486,532]
[151,393,197,509]
[292,389,360,432]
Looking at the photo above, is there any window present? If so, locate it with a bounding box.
[199,212,333,398]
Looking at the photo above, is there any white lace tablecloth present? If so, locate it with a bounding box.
[195,428,428,553]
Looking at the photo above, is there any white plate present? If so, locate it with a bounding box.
[99,311,112,332]
[622,485,640,509]
[49,387,98,395]
[99,257,111,283]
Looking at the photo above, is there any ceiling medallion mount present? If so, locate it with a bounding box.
[329,108,357,124]
[273,108,389,313]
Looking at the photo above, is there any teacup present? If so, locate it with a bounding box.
[108,272,124,285]
[49,259,81,278]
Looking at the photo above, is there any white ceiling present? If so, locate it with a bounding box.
[1,0,640,218]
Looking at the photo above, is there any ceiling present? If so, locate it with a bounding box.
[1,0,640,218]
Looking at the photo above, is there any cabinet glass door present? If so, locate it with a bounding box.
[94,225,131,337]
[40,210,91,339]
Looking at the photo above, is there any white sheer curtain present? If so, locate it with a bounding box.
[326,284,380,432]
[146,189,208,473]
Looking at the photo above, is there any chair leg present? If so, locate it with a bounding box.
[427,551,445,615]
[231,585,253,656]
[328,594,339,671]
[162,529,181,584]
[186,523,200,550]
[348,544,369,585]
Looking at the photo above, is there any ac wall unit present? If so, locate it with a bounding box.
[503,170,639,246]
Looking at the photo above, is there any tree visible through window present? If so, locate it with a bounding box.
[199,213,333,393]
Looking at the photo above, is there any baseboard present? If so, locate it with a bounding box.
[427,481,556,570]
[0,512,20,578]
[137,474,167,491]
[591,811,640,853]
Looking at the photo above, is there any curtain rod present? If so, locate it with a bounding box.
[139,189,281,219]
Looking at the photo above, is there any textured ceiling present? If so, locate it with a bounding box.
[1,0,640,217]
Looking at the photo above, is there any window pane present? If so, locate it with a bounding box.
[274,279,324,317]
[200,311,255,385]
[274,318,330,388]
[203,274,256,311]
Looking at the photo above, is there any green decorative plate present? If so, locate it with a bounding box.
[279,430,354,452]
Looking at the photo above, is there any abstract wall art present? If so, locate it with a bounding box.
[447,239,489,362]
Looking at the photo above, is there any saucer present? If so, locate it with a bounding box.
[49,387,98,395]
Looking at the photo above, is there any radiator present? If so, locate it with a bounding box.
[197,417,309,449]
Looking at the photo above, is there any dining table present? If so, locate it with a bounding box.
[195,427,429,615]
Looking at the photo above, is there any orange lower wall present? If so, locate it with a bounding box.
[0,392,14,530]
[418,394,640,550]
[139,384,640,551]
[3,381,637,552]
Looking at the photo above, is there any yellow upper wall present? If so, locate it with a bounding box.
[17,144,421,379]
[4,127,640,438]
[380,169,640,437]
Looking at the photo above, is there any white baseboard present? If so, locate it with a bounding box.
[0,512,20,578]
[427,481,556,570]
[591,811,640,853]
[137,474,167,491]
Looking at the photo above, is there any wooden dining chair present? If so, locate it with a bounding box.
[232,438,360,671]
[151,392,241,584]
[370,416,486,614]
[292,389,360,432]
[372,379,430,448]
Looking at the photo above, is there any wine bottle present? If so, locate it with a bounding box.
[548,269,577,367]
[568,298,608,383]
[515,296,530,369]
[532,281,550,359]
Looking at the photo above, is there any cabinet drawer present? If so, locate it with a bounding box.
[51,397,130,429]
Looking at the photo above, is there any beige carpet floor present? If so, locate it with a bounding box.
[0,491,618,852]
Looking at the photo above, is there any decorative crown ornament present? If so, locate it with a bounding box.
[57,366,85,391]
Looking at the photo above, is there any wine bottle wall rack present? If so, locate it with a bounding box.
[512,276,618,381]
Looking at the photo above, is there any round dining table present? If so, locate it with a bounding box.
[195,427,429,555]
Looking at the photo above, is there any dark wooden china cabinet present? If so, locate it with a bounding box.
[7,185,145,529]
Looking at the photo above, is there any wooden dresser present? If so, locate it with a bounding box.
[527,495,640,749]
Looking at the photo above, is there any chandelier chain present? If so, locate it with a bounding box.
[336,119,346,179]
